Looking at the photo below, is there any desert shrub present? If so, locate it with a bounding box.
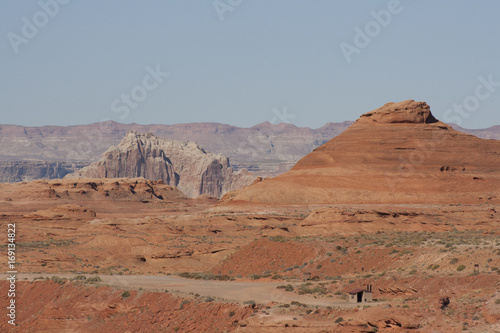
[277,284,294,292]
[450,258,459,264]
[298,284,327,295]
[179,300,189,310]
[178,272,230,281]
[244,300,256,305]
[51,276,66,285]
[121,291,130,298]
[291,301,307,307]
[269,236,287,243]
[69,275,87,281]
[457,265,466,271]
[86,276,101,283]
[334,317,343,323]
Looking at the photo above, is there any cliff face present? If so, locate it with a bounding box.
[66,132,254,198]
[0,161,86,183]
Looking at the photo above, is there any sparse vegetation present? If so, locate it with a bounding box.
[277,284,294,292]
[178,272,231,281]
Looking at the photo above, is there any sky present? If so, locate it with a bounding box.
[1,0,499,129]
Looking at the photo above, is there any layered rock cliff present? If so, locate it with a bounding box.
[66,132,255,198]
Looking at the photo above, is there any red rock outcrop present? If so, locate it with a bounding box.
[67,131,255,198]
[224,100,500,205]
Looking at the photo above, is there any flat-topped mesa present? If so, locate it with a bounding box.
[355,100,438,125]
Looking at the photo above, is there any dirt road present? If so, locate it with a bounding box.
[4,273,364,308]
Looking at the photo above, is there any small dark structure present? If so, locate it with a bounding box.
[348,284,373,303]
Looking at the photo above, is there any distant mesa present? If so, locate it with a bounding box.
[66,131,255,198]
[223,100,500,205]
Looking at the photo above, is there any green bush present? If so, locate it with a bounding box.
[334,317,343,323]
[121,291,131,298]
[457,265,466,271]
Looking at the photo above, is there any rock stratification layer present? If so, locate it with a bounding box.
[0,161,86,182]
[224,100,500,205]
[67,132,254,198]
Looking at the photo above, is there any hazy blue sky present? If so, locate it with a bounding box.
[1,0,499,128]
